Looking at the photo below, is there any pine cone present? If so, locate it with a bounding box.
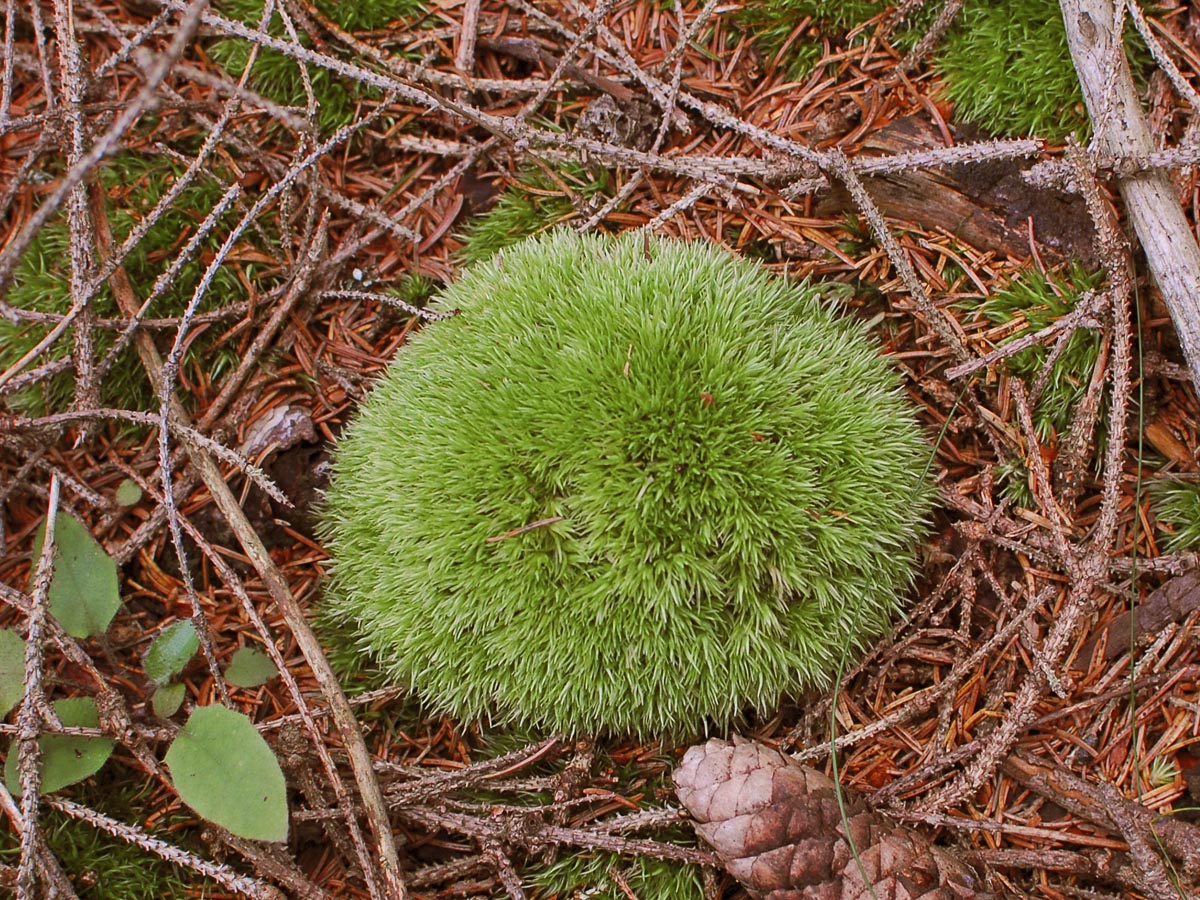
[674,737,993,900]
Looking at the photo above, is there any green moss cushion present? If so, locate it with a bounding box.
[319,231,933,736]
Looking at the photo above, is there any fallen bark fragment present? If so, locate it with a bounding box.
[674,737,994,900]
[814,116,1095,264]
[1082,568,1200,661]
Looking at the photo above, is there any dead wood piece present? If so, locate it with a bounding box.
[1083,568,1200,661]
[814,116,1094,264]
[674,737,995,900]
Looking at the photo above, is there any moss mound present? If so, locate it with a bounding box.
[319,231,933,736]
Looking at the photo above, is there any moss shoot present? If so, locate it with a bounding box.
[210,0,426,132]
[972,263,1105,439]
[319,231,933,737]
[455,163,611,266]
[1149,478,1200,552]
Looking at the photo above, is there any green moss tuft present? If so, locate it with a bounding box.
[996,457,1035,509]
[486,741,699,899]
[974,264,1105,439]
[313,0,426,32]
[319,230,933,737]
[742,0,1147,138]
[0,154,260,417]
[531,848,703,900]
[742,0,882,34]
[1148,477,1200,552]
[736,1,886,79]
[218,0,425,35]
[456,164,611,266]
[207,40,358,133]
[936,0,1146,139]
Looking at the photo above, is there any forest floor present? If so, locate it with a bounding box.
[1,1,1199,899]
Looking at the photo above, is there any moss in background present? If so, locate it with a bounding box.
[471,739,701,900]
[735,1,934,80]
[210,0,426,132]
[455,163,611,266]
[996,457,1035,509]
[1148,478,1200,552]
[387,272,439,310]
[972,264,1105,439]
[936,0,1147,139]
[0,775,210,900]
[313,0,426,32]
[527,753,702,900]
[0,154,261,417]
[531,847,703,900]
[740,0,1148,138]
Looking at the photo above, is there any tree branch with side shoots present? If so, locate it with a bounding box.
[1060,0,1200,389]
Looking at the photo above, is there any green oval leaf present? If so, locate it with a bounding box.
[144,621,199,685]
[4,697,115,795]
[114,479,143,507]
[165,705,288,842]
[151,683,187,718]
[225,647,278,689]
[0,629,26,718]
[32,514,121,639]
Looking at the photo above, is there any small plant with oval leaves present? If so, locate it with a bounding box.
[319,229,934,737]
[1,515,288,844]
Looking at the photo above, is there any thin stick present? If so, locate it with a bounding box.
[15,476,60,899]
[456,0,482,79]
[47,797,282,900]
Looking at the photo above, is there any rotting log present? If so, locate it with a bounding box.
[815,116,1096,264]
[1060,0,1200,389]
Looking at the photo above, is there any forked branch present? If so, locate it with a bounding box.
[1060,0,1200,388]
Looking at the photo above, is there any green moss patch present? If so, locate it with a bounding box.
[319,230,933,737]
[736,1,933,80]
[455,163,611,266]
[1149,478,1200,552]
[210,0,426,132]
[972,264,1105,439]
[0,154,266,417]
[0,776,211,900]
[741,0,1148,139]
